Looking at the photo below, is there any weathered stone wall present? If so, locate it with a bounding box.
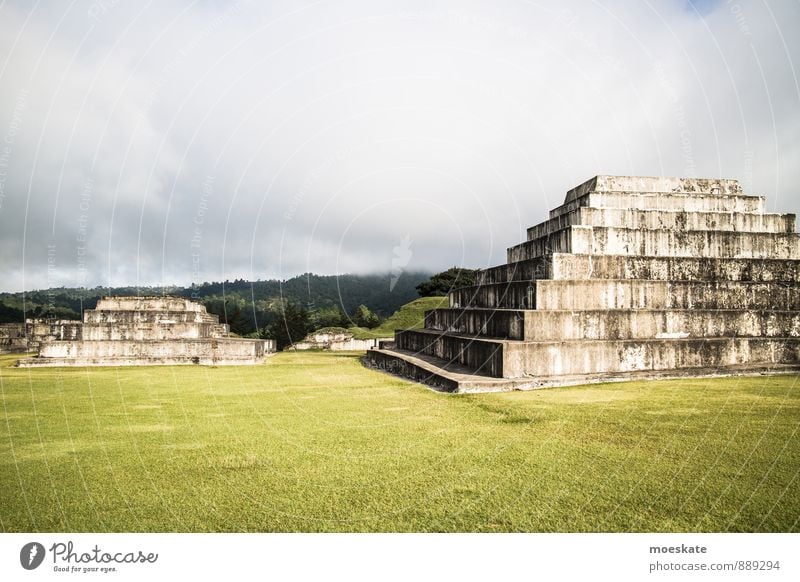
[553,191,764,218]
[394,328,505,377]
[427,308,800,341]
[528,207,795,240]
[94,296,207,313]
[19,338,272,367]
[37,338,266,359]
[502,338,799,378]
[84,297,228,340]
[85,310,217,324]
[451,280,800,311]
[549,255,800,282]
[291,331,390,351]
[478,255,800,284]
[0,323,27,353]
[563,175,743,204]
[82,322,220,341]
[24,319,83,350]
[293,338,388,351]
[508,226,800,262]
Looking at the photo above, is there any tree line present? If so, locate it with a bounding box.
[0,267,481,350]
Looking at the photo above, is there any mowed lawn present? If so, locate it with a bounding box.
[0,352,798,532]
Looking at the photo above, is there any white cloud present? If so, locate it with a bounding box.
[0,0,797,291]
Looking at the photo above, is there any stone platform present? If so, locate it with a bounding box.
[17,296,274,367]
[366,175,800,392]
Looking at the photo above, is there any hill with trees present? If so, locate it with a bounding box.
[0,268,482,347]
[348,296,449,339]
[415,267,480,297]
[0,272,433,336]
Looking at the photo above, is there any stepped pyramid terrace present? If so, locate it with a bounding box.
[367,175,800,393]
[18,296,275,367]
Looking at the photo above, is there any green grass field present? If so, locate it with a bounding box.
[0,351,798,532]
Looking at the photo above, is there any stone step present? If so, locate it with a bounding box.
[503,337,800,379]
[550,191,765,219]
[426,308,526,340]
[508,226,800,261]
[394,328,800,379]
[425,307,800,341]
[477,257,551,284]
[16,354,268,367]
[478,255,800,284]
[450,280,800,310]
[84,310,221,324]
[549,254,800,282]
[35,338,270,360]
[365,347,480,393]
[527,207,795,240]
[564,176,743,203]
[81,322,223,341]
[394,329,505,377]
[365,347,800,393]
[94,297,207,312]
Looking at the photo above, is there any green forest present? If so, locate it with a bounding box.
[0,271,434,336]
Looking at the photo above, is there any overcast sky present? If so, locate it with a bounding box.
[0,0,798,292]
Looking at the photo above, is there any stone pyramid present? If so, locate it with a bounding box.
[18,296,275,367]
[367,175,800,392]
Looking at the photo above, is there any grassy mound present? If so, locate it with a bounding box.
[349,296,448,339]
[308,327,349,336]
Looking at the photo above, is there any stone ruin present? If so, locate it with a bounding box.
[0,323,27,353]
[17,296,275,367]
[367,175,800,392]
[1,319,83,354]
[291,329,390,351]
[25,319,83,350]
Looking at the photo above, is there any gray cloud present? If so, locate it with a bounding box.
[0,0,798,291]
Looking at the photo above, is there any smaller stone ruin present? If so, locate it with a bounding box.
[25,319,83,350]
[17,296,274,367]
[291,328,389,351]
[1,319,83,354]
[0,323,27,354]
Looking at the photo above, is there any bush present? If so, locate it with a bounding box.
[352,304,380,328]
[416,267,479,297]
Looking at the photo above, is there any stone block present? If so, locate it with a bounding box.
[527,208,795,240]
[508,227,800,262]
[551,192,765,219]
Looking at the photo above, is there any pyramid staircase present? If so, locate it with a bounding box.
[366,176,800,392]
